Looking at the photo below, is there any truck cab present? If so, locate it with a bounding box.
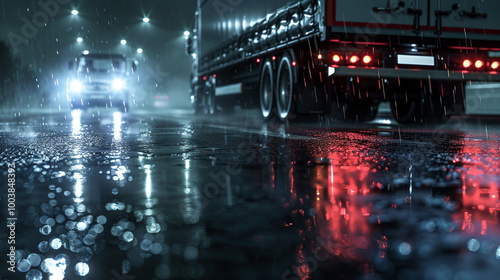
[67,53,135,112]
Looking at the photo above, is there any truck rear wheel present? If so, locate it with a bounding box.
[276,55,295,120]
[391,100,419,124]
[259,60,274,119]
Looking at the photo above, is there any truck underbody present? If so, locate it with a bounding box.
[187,0,500,123]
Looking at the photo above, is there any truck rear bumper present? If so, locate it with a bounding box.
[328,66,500,82]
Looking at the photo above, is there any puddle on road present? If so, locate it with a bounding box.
[0,113,499,280]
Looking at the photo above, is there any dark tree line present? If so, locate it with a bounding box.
[0,41,37,108]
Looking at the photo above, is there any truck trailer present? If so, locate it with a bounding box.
[186,0,500,123]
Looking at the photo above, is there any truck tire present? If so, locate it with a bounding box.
[391,100,419,124]
[391,84,447,124]
[259,60,274,119]
[276,55,296,120]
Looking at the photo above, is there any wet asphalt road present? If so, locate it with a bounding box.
[1,106,500,280]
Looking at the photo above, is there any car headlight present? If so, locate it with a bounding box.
[70,80,82,92]
[112,79,125,90]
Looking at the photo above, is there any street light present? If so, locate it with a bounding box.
[143,17,150,23]
[77,37,83,43]
[137,48,143,54]
[71,10,79,16]
[120,39,127,45]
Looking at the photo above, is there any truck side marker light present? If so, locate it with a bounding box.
[317,54,323,60]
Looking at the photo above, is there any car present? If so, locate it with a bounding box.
[67,53,136,112]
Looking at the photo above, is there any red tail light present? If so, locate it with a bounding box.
[362,55,372,64]
[317,54,323,60]
[491,61,499,70]
[349,55,359,64]
[332,54,342,63]
[463,59,472,68]
[256,58,261,63]
[475,60,484,69]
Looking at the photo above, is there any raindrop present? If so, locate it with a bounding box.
[76,222,88,231]
[48,192,56,199]
[78,247,93,261]
[40,216,49,224]
[26,269,43,280]
[64,208,74,217]
[50,238,62,250]
[496,246,500,259]
[398,242,412,256]
[150,243,163,254]
[111,225,124,236]
[65,221,76,230]
[140,239,153,251]
[184,246,198,261]
[75,262,89,276]
[64,191,71,196]
[49,200,58,207]
[146,223,161,233]
[83,235,95,245]
[27,253,42,267]
[67,230,77,241]
[96,215,107,224]
[467,239,480,252]
[93,224,104,233]
[38,241,50,253]
[125,222,135,231]
[112,188,119,195]
[122,260,131,274]
[40,225,52,235]
[76,204,86,213]
[55,214,65,224]
[40,258,54,273]
[46,218,56,227]
[15,250,24,260]
[17,259,31,272]
[123,231,134,242]
[49,184,56,190]
[56,187,62,193]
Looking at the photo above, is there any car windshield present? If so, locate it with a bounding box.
[78,57,126,74]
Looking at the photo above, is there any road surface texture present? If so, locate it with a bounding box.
[1,107,500,280]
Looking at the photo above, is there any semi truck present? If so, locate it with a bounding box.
[67,53,136,112]
[186,0,500,123]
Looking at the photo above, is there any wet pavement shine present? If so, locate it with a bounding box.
[1,108,500,280]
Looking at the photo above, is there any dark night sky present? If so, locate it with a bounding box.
[0,0,197,102]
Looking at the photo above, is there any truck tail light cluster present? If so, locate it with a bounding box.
[328,53,376,66]
[461,58,500,71]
